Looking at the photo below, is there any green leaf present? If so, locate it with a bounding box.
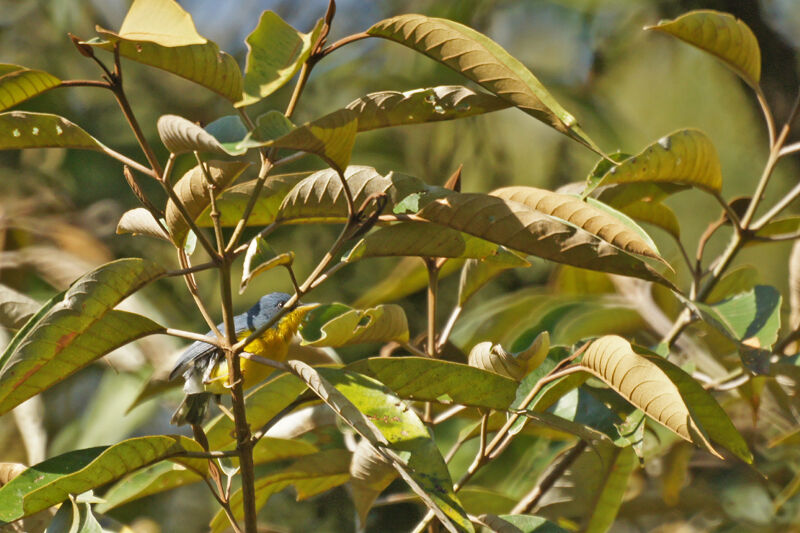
[97,436,318,513]
[116,0,206,46]
[353,256,463,308]
[0,259,165,416]
[288,362,473,533]
[538,443,636,532]
[458,247,530,306]
[616,200,681,241]
[210,449,351,533]
[0,112,104,151]
[458,488,516,516]
[164,160,251,246]
[239,109,357,173]
[156,114,234,155]
[706,265,758,304]
[412,192,674,288]
[204,115,249,155]
[116,208,170,242]
[346,85,510,131]
[349,357,518,411]
[240,236,294,294]
[580,336,752,462]
[752,215,800,242]
[367,15,601,153]
[491,186,663,262]
[584,129,722,196]
[0,64,60,112]
[300,303,409,347]
[646,10,761,88]
[0,435,198,523]
[241,111,295,146]
[344,223,504,261]
[476,514,568,532]
[238,12,323,107]
[195,172,309,228]
[48,497,103,533]
[350,439,397,525]
[0,284,39,330]
[695,285,781,349]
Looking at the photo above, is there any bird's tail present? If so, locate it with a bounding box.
[171,392,212,426]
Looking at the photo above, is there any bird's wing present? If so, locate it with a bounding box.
[169,330,221,381]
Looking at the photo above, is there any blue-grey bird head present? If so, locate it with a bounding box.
[243,292,292,331]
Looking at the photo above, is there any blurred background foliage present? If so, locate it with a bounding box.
[2,0,800,531]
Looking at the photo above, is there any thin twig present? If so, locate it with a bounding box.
[511,440,588,514]
[165,328,223,347]
[756,87,777,150]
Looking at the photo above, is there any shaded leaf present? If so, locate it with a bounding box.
[354,256,463,308]
[0,112,103,151]
[792,242,800,333]
[204,115,249,155]
[344,223,504,261]
[491,186,662,261]
[475,514,568,533]
[412,192,674,287]
[47,498,103,533]
[164,160,250,246]
[156,114,231,155]
[349,356,518,411]
[579,336,752,462]
[752,215,800,241]
[695,285,781,349]
[210,449,350,533]
[240,236,294,294]
[288,362,473,533]
[196,172,309,228]
[238,12,323,107]
[616,200,681,241]
[239,109,357,172]
[594,180,688,208]
[116,0,206,46]
[367,15,600,153]
[0,64,60,112]
[347,85,510,131]
[458,247,530,306]
[0,435,198,523]
[300,303,409,347]
[458,488,516,516]
[350,439,397,525]
[0,259,165,416]
[0,285,39,330]
[116,208,169,242]
[646,10,761,88]
[706,265,758,304]
[241,110,295,146]
[468,342,525,381]
[584,129,722,196]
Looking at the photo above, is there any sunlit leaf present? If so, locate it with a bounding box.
[616,200,681,241]
[240,110,295,147]
[0,435,198,523]
[238,109,357,172]
[695,285,781,349]
[752,215,800,242]
[164,160,250,246]
[706,265,758,304]
[344,223,504,261]
[458,247,530,306]
[350,438,397,525]
[476,514,568,533]
[237,12,323,107]
[0,284,39,330]
[210,449,350,533]
[0,259,165,416]
[0,64,60,112]
[349,357,518,411]
[300,303,409,347]
[287,362,473,533]
[116,0,206,46]
[584,129,722,196]
[468,342,526,381]
[195,172,309,228]
[367,15,601,153]
[646,10,761,88]
[0,112,104,151]
[411,192,674,287]
[240,236,294,294]
[580,336,752,462]
[491,186,663,262]
[116,208,170,242]
[156,114,232,155]
[458,488,516,516]
[346,85,510,131]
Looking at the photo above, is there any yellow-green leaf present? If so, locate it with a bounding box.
[412,192,674,287]
[237,12,323,107]
[116,208,170,242]
[300,303,409,347]
[0,112,104,151]
[367,15,600,153]
[346,85,510,131]
[156,114,231,155]
[0,64,60,112]
[585,129,722,196]
[491,186,662,261]
[350,439,397,525]
[0,259,165,416]
[354,256,463,308]
[117,0,206,46]
[706,265,758,304]
[752,215,800,242]
[458,247,530,306]
[646,10,761,88]
[580,336,752,462]
[617,200,681,241]
[164,160,250,246]
[239,236,294,294]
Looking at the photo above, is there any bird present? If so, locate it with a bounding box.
[169,292,318,426]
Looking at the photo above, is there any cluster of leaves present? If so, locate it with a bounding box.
[1,1,800,532]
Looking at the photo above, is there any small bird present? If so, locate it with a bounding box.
[169,292,318,426]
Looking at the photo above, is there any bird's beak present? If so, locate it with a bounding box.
[295,302,321,316]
